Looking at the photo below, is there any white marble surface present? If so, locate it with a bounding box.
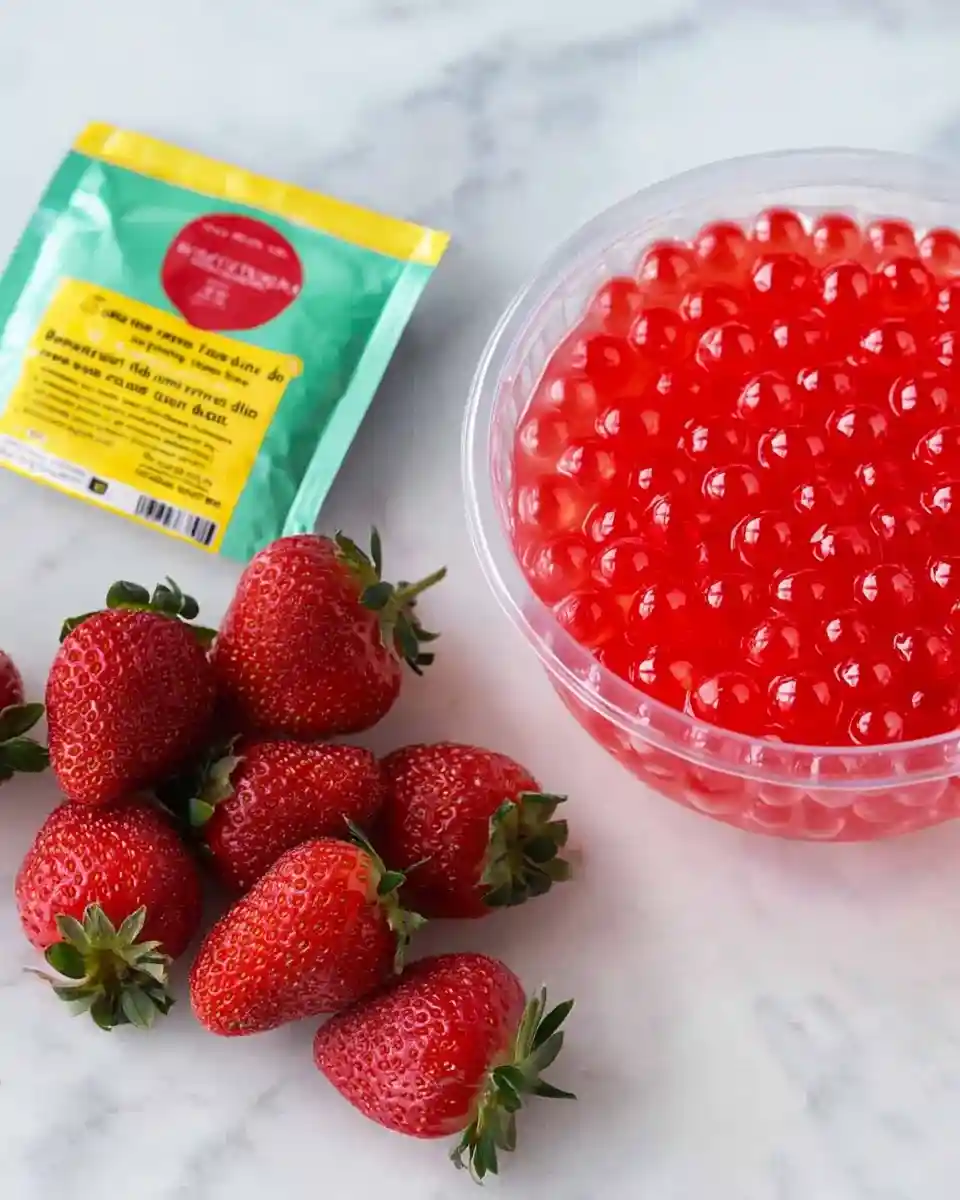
[5,1,960,1197]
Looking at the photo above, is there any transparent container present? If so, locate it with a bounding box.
[463,148,960,841]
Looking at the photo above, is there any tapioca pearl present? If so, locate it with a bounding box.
[820,261,872,313]
[744,615,805,669]
[737,371,803,424]
[629,306,689,365]
[930,329,960,371]
[826,404,889,460]
[916,425,960,474]
[835,651,898,703]
[693,220,752,281]
[690,671,765,734]
[596,398,663,444]
[567,332,642,395]
[591,538,653,595]
[854,563,917,621]
[873,256,935,315]
[702,574,763,627]
[818,610,872,657]
[856,457,916,500]
[919,228,960,278]
[892,626,956,680]
[797,361,859,418]
[928,556,960,611]
[863,218,917,265]
[750,254,815,311]
[793,473,854,520]
[695,322,759,377]
[905,686,960,739]
[516,477,589,537]
[702,463,762,513]
[856,319,921,378]
[630,642,696,707]
[752,208,809,253]
[868,503,929,563]
[536,372,605,440]
[556,440,619,488]
[527,535,592,603]
[811,522,878,570]
[849,707,907,745]
[679,283,745,330]
[888,371,954,424]
[767,671,842,744]
[649,363,715,418]
[587,276,645,334]
[768,309,830,368]
[770,568,844,621]
[633,458,693,500]
[757,426,829,481]
[812,213,862,262]
[920,478,960,521]
[642,492,704,556]
[553,589,622,649]
[628,574,702,641]
[681,414,750,466]
[585,495,648,544]
[733,510,800,571]
[636,240,698,297]
[936,281,960,325]
[517,408,572,464]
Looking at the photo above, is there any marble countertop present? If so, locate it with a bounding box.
[4,1,960,1197]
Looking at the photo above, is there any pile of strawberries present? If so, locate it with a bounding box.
[4,531,575,1182]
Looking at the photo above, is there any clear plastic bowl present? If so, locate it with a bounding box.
[463,148,960,842]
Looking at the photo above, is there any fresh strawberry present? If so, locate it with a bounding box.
[378,743,571,919]
[211,530,445,738]
[16,796,202,1029]
[313,952,575,1180]
[190,833,423,1035]
[0,648,48,785]
[47,579,216,806]
[190,739,385,892]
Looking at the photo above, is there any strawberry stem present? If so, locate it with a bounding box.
[345,819,426,972]
[450,987,576,1181]
[60,578,215,646]
[482,793,572,909]
[334,528,446,675]
[27,903,175,1031]
[0,702,48,782]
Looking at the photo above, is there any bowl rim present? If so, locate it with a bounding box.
[462,145,960,790]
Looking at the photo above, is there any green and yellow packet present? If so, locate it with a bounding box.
[0,124,448,560]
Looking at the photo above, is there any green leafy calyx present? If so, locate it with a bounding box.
[0,702,48,782]
[482,793,571,909]
[346,820,426,972]
[28,903,174,1031]
[60,577,216,646]
[451,987,576,1181]
[334,528,446,675]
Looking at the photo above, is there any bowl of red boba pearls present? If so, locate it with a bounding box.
[463,148,960,841]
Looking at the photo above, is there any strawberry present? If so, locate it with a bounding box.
[313,952,575,1180]
[190,739,385,892]
[211,530,445,738]
[15,796,202,1030]
[377,743,571,918]
[190,833,424,1035]
[0,648,48,785]
[47,579,216,806]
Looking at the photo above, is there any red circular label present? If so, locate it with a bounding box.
[161,214,303,332]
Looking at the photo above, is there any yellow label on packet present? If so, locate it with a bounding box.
[0,279,300,551]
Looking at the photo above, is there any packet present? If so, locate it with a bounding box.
[0,123,449,560]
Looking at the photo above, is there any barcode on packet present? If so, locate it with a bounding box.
[134,495,218,547]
